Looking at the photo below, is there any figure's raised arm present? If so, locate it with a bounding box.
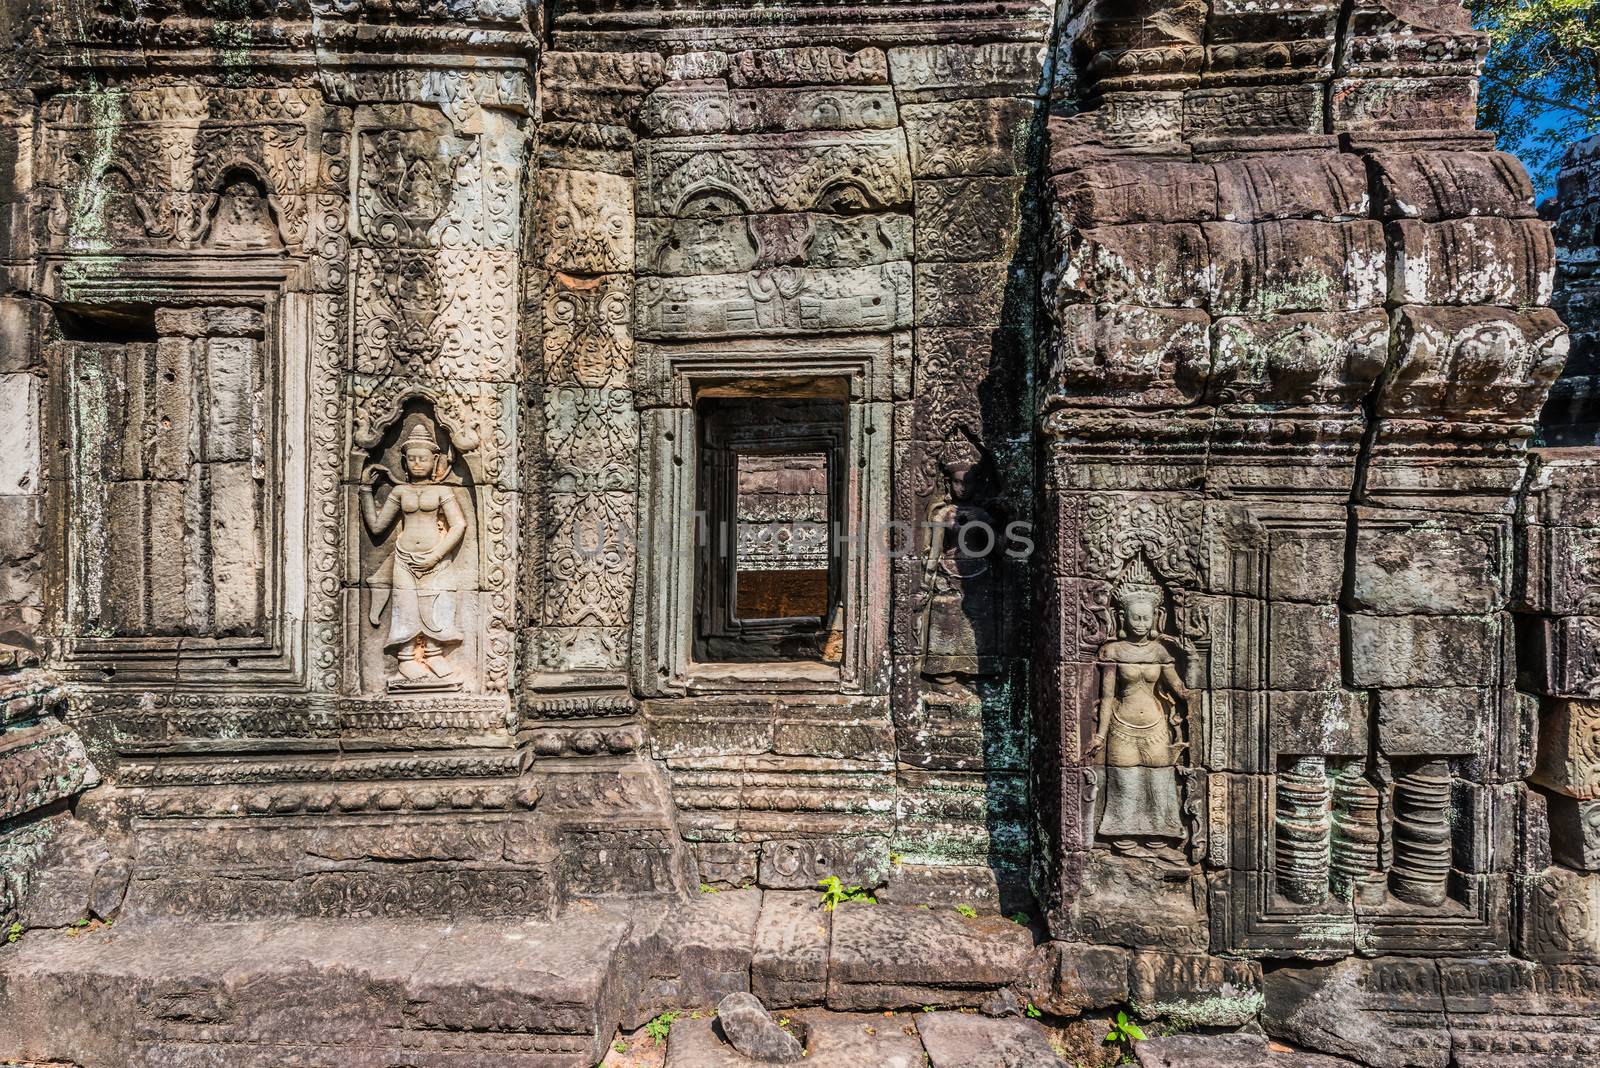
[360,466,399,537]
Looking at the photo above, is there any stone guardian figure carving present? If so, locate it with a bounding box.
[361,418,469,686]
[915,433,1002,685]
[1088,558,1189,858]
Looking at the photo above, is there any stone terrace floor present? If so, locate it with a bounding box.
[0,890,1356,1067]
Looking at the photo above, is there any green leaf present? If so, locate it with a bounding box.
[1125,1022,1147,1041]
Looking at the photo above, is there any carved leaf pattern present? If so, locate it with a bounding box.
[543,492,635,629]
[352,249,517,379]
[1082,494,1204,586]
[543,275,634,388]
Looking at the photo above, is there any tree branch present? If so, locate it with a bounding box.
[1480,70,1598,118]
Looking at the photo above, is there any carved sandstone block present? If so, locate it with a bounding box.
[636,131,911,218]
[1520,617,1600,698]
[0,374,37,496]
[728,47,888,87]
[640,85,899,136]
[1518,866,1600,963]
[1203,220,1386,315]
[1532,700,1600,799]
[900,98,1036,179]
[1547,796,1600,871]
[1351,515,1506,615]
[1370,151,1536,222]
[1329,76,1478,134]
[1347,613,1501,689]
[1383,305,1567,424]
[1267,602,1342,690]
[636,212,912,276]
[914,261,1015,328]
[913,177,1023,262]
[758,836,889,890]
[1210,310,1388,406]
[1213,153,1369,222]
[826,902,1031,1010]
[1261,957,1450,1068]
[1056,224,1209,308]
[1268,689,1370,758]
[1025,941,1130,1016]
[1129,951,1263,1027]
[540,169,633,273]
[1054,161,1218,228]
[1376,687,1489,757]
[636,263,912,338]
[1183,83,1324,140]
[1389,218,1556,306]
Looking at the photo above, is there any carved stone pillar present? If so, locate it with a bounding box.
[1038,0,1561,961]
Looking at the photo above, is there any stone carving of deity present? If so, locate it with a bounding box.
[1088,558,1189,859]
[361,418,469,686]
[916,435,1003,684]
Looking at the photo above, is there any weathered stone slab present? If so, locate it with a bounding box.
[1262,957,1450,1068]
[916,1011,1069,1067]
[751,891,830,1009]
[1025,941,1129,1016]
[1133,1032,1271,1068]
[0,917,630,1067]
[1346,614,1500,689]
[629,888,763,1026]
[797,1011,926,1067]
[827,902,1032,1010]
[1129,951,1263,1027]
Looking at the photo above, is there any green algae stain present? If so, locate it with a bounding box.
[60,79,129,287]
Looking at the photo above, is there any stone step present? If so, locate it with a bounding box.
[0,892,1044,1068]
[0,913,634,1068]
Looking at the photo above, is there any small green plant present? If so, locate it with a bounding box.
[954,904,977,918]
[817,875,874,911]
[1104,1010,1147,1046]
[1009,912,1029,925]
[699,883,720,894]
[644,1010,678,1044]
[1025,1001,1042,1019]
[5,922,20,944]
[921,1005,935,1013]
[613,1038,627,1054]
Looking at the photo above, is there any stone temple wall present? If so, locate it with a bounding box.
[0,0,1597,1064]
[1543,134,1600,445]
